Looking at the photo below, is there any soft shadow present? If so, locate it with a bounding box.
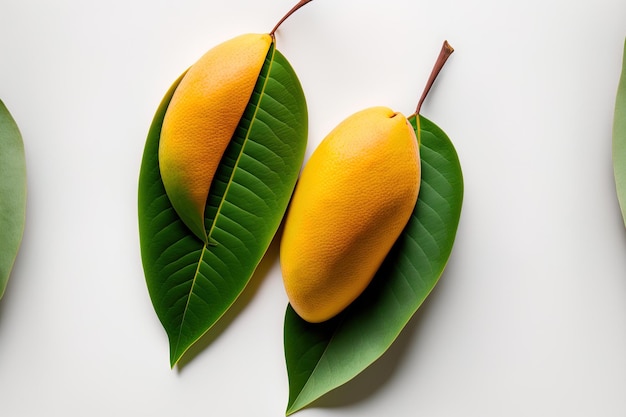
[175,232,281,371]
[306,274,450,411]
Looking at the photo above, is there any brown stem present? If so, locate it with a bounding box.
[270,0,314,37]
[414,40,454,116]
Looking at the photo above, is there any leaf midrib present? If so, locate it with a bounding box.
[207,43,276,242]
[173,243,207,364]
[171,42,278,365]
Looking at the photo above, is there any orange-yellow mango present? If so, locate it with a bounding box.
[281,107,420,323]
[159,33,272,242]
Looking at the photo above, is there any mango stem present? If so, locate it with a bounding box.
[270,0,314,37]
[414,40,454,116]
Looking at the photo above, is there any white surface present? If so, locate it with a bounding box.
[1,0,626,415]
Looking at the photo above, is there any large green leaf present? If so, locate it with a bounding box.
[284,115,462,415]
[613,38,626,226]
[0,100,26,300]
[139,43,308,367]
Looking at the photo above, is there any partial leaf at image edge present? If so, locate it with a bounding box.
[139,44,308,367]
[613,38,626,226]
[284,115,463,415]
[0,100,26,300]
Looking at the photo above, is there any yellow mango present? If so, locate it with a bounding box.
[280,106,420,323]
[159,33,272,243]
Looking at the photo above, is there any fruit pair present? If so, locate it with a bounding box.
[140,0,454,362]
[157,15,452,325]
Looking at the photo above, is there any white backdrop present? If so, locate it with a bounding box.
[1,0,626,415]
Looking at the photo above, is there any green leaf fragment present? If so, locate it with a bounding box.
[0,99,26,300]
[138,44,308,366]
[613,38,626,226]
[284,115,463,415]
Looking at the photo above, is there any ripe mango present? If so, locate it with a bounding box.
[158,33,272,243]
[280,107,420,323]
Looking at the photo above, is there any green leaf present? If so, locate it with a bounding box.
[138,43,307,367]
[614,38,626,226]
[284,115,462,415]
[0,100,26,300]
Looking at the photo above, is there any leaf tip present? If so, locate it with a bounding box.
[169,346,184,369]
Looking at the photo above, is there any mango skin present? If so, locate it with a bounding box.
[159,33,272,243]
[280,107,420,323]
